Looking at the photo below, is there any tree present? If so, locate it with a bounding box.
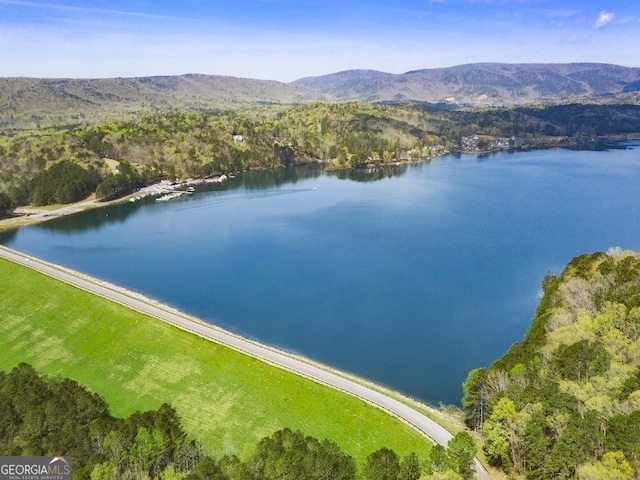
[544,418,593,479]
[482,397,515,468]
[461,368,487,429]
[576,451,634,480]
[522,411,548,480]
[90,461,116,480]
[554,339,611,382]
[159,464,186,480]
[311,439,356,480]
[174,439,203,473]
[26,160,101,205]
[447,432,477,480]
[250,428,355,480]
[103,431,126,476]
[96,160,143,201]
[363,448,400,480]
[398,452,421,480]
[131,426,166,477]
[429,471,463,480]
[623,307,640,341]
[467,252,640,480]
[0,191,13,218]
[185,456,227,480]
[428,444,449,474]
[605,412,640,465]
[218,455,254,480]
[251,428,309,480]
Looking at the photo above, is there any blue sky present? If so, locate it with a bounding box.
[1,0,638,81]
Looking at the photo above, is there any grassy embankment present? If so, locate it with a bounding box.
[0,257,431,464]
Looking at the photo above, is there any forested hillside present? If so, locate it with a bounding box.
[440,104,640,139]
[0,363,477,480]
[0,103,449,206]
[462,250,640,479]
[0,75,322,127]
[2,102,640,212]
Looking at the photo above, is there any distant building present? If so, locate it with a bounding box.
[233,134,244,143]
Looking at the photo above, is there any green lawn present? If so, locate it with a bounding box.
[0,257,431,464]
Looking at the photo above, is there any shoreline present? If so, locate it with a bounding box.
[0,178,218,232]
[455,133,640,155]
[5,133,639,233]
[0,243,490,479]
[2,134,638,233]
[0,242,453,420]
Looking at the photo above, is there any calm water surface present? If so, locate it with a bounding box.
[3,143,640,405]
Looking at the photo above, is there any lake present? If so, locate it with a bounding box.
[3,142,640,406]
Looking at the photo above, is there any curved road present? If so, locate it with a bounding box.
[0,244,489,479]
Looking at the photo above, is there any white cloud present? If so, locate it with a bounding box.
[595,10,615,28]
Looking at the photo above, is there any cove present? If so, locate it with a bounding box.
[2,143,640,406]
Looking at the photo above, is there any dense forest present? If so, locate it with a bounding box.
[436,103,640,139]
[462,250,640,479]
[1,102,639,211]
[0,363,477,480]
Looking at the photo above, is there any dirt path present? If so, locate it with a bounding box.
[15,199,99,219]
[1,199,102,231]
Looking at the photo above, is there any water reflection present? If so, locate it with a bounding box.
[12,163,404,234]
[34,200,145,234]
[238,164,324,190]
[2,145,640,406]
[0,228,17,244]
[329,164,409,182]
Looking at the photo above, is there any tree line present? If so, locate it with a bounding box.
[462,251,640,479]
[10,160,102,206]
[1,363,477,480]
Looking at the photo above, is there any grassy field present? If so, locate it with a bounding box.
[0,257,432,464]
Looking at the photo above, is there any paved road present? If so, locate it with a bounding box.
[0,244,489,479]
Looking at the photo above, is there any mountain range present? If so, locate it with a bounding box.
[2,63,640,124]
[293,63,640,104]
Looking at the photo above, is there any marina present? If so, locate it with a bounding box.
[155,192,185,202]
[129,180,204,203]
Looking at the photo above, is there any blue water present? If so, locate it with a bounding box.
[3,143,640,406]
